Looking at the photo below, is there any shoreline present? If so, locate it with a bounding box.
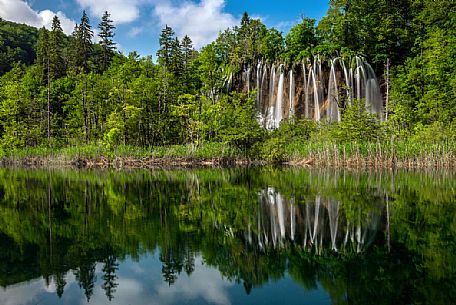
[1,154,455,169]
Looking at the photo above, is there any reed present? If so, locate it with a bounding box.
[1,140,454,169]
[285,140,456,168]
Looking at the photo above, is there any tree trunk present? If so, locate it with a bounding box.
[82,76,89,143]
[47,57,51,146]
[385,58,390,121]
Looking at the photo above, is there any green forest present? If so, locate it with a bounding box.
[0,0,455,164]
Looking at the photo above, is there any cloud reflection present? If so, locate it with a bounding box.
[0,255,233,305]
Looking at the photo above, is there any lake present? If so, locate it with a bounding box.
[0,167,455,305]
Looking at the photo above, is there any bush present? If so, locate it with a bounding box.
[333,99,380,143]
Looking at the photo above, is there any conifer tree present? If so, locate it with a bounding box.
[49,15,65,79]
[35,27,49,81]
[98,11,116,72]
[170,37,184,78]
[156,25,176,113]
[157,25,175,68]
[35,27,53,144]
[73,10,93,73]
[181,35,193,87]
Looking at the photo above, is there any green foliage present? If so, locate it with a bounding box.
[98,11,116,72]
[0,168,455,303]
[412,121,456,144]
[215,92,264,152]
[259,119,317,161]
[333,99,380,143]
[0,19,38,75]
[259,28,285,61]
[285,17,318,60]
[72,11,94,73]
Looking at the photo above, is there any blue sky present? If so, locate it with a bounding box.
[0,0,329,58]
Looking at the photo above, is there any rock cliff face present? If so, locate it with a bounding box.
[231,56,384,128]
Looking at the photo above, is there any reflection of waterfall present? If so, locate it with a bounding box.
[243,56,384,129]
[251,188,384,254]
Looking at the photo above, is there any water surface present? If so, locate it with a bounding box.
[0,167,455,305]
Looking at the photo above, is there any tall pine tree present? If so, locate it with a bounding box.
[156,25,176,113]
[98,11,116,72]
[157,25,175,68]
[181,35,194,89]
[49,15,66,79]
[73,10,93,73]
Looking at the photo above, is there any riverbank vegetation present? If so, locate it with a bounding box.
[0,1,455,167]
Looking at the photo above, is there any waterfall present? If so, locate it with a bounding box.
[327,58,340,122]
[258,63,268,126]
[274,67,285,128]
[355,60,365,103]
[302,62,309,118]
[225,71,233,92]
[365,62,384,120]
[289,69,295,118]
[266,64,276,129]
[308,68,321,121]
[243,55,383,127]
[256,62,262,110]
[341,59,351,104]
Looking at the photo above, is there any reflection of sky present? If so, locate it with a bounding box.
[0,253,331,305]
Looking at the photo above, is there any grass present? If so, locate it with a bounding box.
[1,139,455,168]
[284,139,456,168]
[0,142,245,167]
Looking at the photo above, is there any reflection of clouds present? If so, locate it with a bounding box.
[44,279,57,293]
[0,279,43,305]
[0,273,78,305]
[153,257,232,305]
[130,263,146,274]
[110,256,233,305]
[0,257,233,305]
[88,278,144,305]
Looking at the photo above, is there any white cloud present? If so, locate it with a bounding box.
[153,0,238,48]
[128,26,144,38]
[274,20,296,33]
[75,0,145,24]
[0,0,75,34]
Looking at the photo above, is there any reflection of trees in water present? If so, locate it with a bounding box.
[249,188,384,254]
[102,255,119,301]
[75,261,97,302]
[0,168,455,304]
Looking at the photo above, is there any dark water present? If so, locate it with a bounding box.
[0,167,455,305]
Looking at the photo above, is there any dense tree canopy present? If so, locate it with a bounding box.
[0,2,454,154]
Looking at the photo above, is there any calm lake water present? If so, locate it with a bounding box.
[0,167,455,305]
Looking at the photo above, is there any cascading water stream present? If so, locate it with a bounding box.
[289,69,295,118]
[302,62,309,118]
[327,58,341,122]
[253,56,383,128]
[274,67,285,128]
[256,62,261,109]
[266,64,276,129]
